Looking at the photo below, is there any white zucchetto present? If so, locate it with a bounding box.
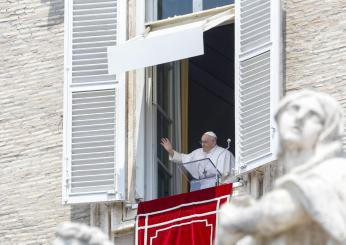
[204,131,217,139]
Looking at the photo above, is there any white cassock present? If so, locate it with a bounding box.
[170,145,235,190]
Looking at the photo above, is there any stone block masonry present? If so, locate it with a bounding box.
[0,0,89,244]
[284,0,346,145]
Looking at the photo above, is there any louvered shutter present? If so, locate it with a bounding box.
[63,0,126,204]
[234,0,282,173]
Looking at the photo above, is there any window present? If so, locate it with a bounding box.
[107,0,282,200]
[145,24,236,200]
[155,63,180,197]
[147,18,236,199]
[64,0,282,204]
[187,24,235,155]
[156,0,234,20]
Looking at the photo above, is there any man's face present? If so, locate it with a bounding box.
[201,134,216,153]
[278,97,325,150]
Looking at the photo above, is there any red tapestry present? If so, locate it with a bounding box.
[136,184,232,245]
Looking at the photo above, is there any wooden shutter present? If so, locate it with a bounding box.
[63,0,126,203]
[235,0,282,173]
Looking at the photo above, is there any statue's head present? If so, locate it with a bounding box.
[275,90,344,155]
[53,222,113,245]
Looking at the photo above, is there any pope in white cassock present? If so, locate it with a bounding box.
[160,131,235,187]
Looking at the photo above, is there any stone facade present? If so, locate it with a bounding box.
[1,0,346,244]
[285,0,346,96]
[0,0,89,244]
[284,0,346,147]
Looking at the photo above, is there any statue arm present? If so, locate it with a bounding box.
[253,188,309,236]
[219,188,309,238]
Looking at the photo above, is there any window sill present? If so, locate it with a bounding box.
[112,220,135,237]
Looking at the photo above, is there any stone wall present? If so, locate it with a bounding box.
[2,0,346,243]
[0,0,89,244]
[284,0,346,156]
[284,0,346,138]
[285,0,346,94]
[283,0,346,171]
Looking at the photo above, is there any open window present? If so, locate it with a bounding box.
[107,0,282,200]
[148,31,235,198]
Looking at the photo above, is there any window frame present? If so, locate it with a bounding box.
[144,63,182,200]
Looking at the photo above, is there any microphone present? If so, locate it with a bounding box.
[226,138,231,150]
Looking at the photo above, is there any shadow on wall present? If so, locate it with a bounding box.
[40,0,64,28]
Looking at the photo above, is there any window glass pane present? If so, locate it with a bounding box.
[158,165,170,197]
[203,0,234,11]
[156,62,178,198]
[158,0,193,20]
[157,64,171,113]
[157,112,170,167]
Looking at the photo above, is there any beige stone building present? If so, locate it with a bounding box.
[1,0,346,244]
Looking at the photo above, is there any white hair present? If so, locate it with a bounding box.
[204,131,217,139]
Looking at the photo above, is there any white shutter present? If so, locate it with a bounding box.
[63,0,126,204]
[235,0,282,173]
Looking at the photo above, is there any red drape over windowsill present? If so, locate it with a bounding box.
[136,184,232,245]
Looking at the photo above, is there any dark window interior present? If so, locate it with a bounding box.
[188,24,235,155]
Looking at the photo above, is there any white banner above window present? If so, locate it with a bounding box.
[107,7,234,74]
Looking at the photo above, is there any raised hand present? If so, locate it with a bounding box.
[160,138,174,156]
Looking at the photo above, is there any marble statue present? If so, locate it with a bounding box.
[217,90,346,245]
[53,222,113,245]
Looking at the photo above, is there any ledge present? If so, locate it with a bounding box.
[112,220,136,237]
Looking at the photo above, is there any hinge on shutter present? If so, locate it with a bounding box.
[64,157,70,188]
[65,175,69,186]
[237,155,247,170]
[271,126,276,138]
[63,157,70,203]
